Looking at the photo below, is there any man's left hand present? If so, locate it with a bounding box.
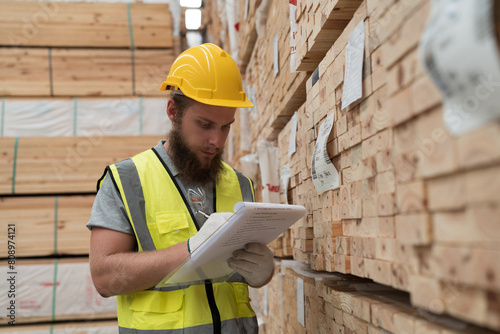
[227,242,274,287]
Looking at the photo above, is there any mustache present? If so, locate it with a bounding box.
[202,147,221,154]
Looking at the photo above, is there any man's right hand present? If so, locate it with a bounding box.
[89,227,189,297]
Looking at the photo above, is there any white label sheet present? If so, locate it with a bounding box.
[311,113,339,193]
[289,0,298,73]
[341,20,365,110]
[274,35,280,77]
[419,0,500,136]
[288,111,298,156]
[297,277,305,327]
[280,164,291,204]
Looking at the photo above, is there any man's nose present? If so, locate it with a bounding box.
[208,128,224,148]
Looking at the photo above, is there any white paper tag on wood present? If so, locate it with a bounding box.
[419,0,500,136]
[288,111,298,156]
[244,0,249,20]
[341,20,365,110]
[311,113,339,193]
[289,0,298,73]
[263,285,268,316]
[280,164,291,204]
[297,277,305,327]
[274,35,280,77]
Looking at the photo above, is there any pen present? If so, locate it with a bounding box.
[198,210,210,219]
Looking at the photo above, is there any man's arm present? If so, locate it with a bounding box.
[89,227,189,297]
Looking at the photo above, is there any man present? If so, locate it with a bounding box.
[87,43,274,333]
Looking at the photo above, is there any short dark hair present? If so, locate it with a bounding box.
[169,90,196,120]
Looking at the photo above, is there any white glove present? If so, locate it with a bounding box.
[227,242,275,287]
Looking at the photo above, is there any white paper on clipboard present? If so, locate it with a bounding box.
[311,113,339,193]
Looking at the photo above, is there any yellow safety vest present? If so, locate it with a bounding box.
[99,147,257,334]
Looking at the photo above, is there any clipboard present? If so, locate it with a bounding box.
[155,202,306,287]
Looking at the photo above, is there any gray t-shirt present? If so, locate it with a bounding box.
[86,140,214,234]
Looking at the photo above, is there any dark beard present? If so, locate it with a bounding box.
[168,125,225,186]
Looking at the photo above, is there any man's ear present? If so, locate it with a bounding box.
[166,99,177,122]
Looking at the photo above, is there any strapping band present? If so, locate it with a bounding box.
[11,137,19,194]
[48,48,54,96]
[127,3,136,95]
[54,196,59,255]
[51,259,59,322]
[126,3,135,49]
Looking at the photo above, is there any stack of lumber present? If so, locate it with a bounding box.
[0,135,160,195]
[244,0,309,142]
[237,0,262,73]
[256,260,498,334]
[0,1,174,48]
[0,46,175,97]
[0,135,162,326]
[0,195,94,257]
[234,0,360,147]
[294,0,363,71]
[202,0,225,50]
[0,259,117,325]
[204,0,500,331]
[0,0,178,97]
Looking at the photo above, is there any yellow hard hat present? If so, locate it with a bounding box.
[160,43,253,108]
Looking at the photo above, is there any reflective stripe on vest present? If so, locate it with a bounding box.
[119,316,258,334]
[103,148,257,332]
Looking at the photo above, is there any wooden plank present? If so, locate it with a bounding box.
[0,48,50,96]
[395,213,431,245]
[51,48,133,96]
[0,138,16,194]
[395,180,426,214]
[2,47,175,97]
[0,135,161,195]
[134,49,176,96]
[295,0,364,71]
[130,3,173,48]
[0,1,172,48]
[427,173,465,211]
[457,121,500,170]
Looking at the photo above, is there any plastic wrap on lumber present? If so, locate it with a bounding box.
[0,258,116,324]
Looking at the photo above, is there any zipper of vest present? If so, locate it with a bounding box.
[205,281,222,334]
[152,147,223,331]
